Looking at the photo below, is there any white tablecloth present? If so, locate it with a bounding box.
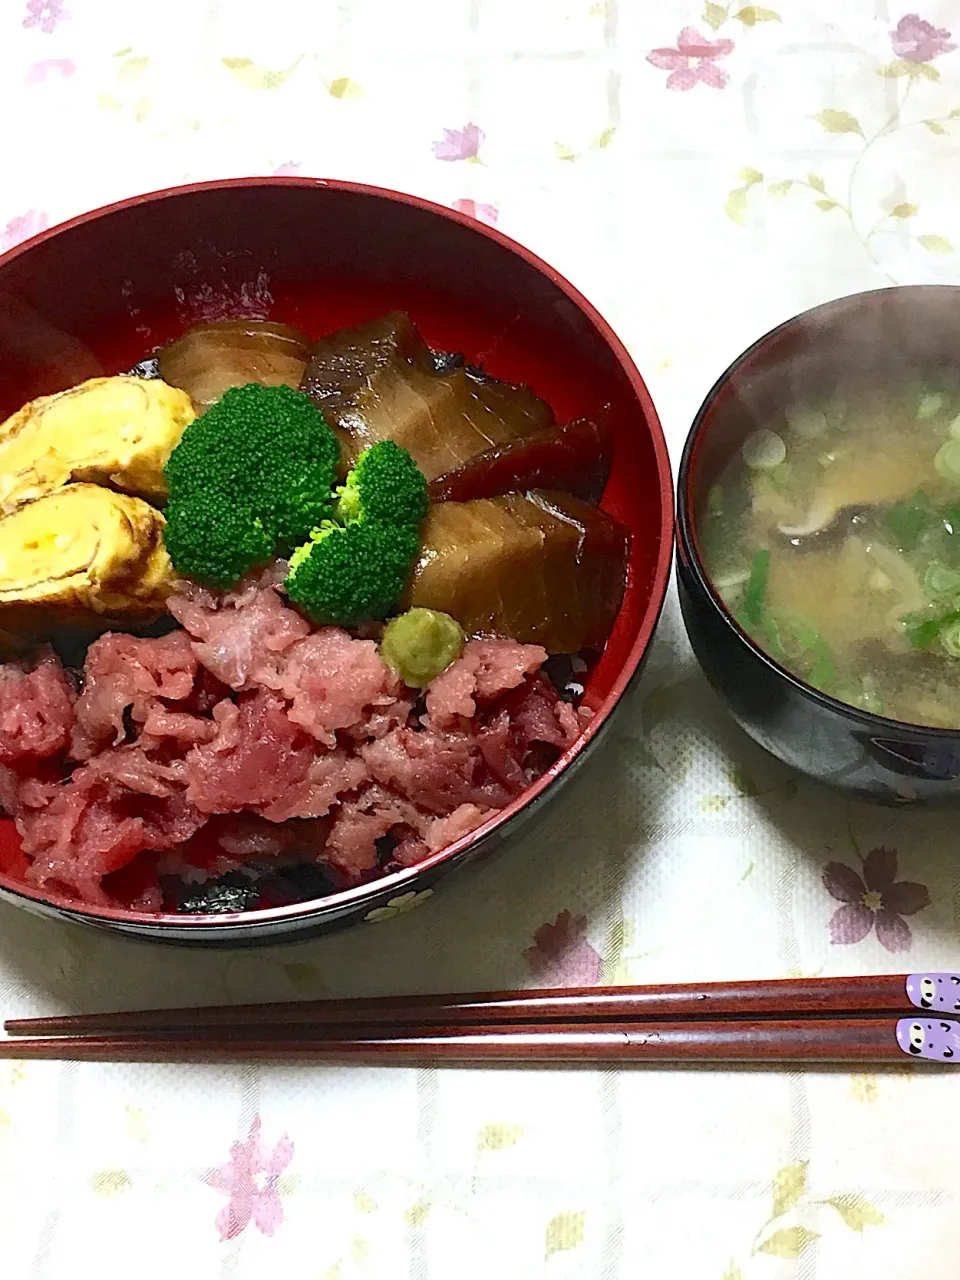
[2,1,960,1276]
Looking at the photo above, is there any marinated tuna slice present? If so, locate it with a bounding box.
[300,311,554,479]
[427,417,613,505]
[158,320,311,412]
[405,490,629,653]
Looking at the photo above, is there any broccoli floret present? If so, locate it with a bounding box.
[284,440,429,626]
[285,521,421,625]
[164,383,340,554]
[163,492,273,589]
[336,440,428,528]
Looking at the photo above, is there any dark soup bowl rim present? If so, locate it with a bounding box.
[677,283,960,745]
[0,175,674,937]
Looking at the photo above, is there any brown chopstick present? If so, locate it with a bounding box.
[0,1018,911,1065]
[3,973,919,1039]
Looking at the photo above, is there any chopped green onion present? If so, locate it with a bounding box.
[742,430,786,471]
[857,677,883,715]
[884,491,931,550]
[759,613,788,665]
[790,616,835,689]
[767,461,794,494]
[834,676,883,715]
[942,620,960,658]
[713,567,750,592]
[760,610,835,690]
[743,548,770,627]
[904,617,943,649]
[923,560,960,602]
[809,650,836,691]
[917,390,946,421]
[934,439,960,482]
[714,567,750,609]
[949,411,960,441]
[902,606,960,649]
[707,484,724,516]
[784,405,827,439]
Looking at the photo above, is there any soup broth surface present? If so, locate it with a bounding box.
[701,379,960,729]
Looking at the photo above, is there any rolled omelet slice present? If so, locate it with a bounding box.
[0,375,195,515]
[0,483,176,637]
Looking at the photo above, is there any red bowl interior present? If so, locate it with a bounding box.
[0,177,673,930]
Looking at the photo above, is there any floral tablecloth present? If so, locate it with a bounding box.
[2,1,960,1276]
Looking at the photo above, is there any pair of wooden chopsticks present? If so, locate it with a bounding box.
[3,973,958,1066]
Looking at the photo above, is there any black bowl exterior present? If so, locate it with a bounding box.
[677,285,960,805]
[676,536,960,803]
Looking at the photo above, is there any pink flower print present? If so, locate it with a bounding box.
[451,198,499,226]
[647,27,735,91]
[203,1116,294,1242]
[26,59,76,82]
[891,14,955,62]
[523,910,602,986]
[272,161,302,176]
[23,0,70,33]
[822,846,931,953]
[432,124,484,161]
[1,210,50,253]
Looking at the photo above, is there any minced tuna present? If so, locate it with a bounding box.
[0,571,586,910]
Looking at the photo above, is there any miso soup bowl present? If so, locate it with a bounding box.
[0,178,673,944]
[677,285,960,805]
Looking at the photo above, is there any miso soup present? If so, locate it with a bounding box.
[700,379,960,729]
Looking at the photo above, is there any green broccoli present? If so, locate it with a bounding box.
[283,440,429,626]
[336,440,428,528]
[162,385,430,613]
[162,491,273,590]
[164,382,340,555]
[285,521,421,625]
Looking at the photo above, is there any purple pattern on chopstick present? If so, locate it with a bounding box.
[897,1017,960,1061]
[906,972,960,1012]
